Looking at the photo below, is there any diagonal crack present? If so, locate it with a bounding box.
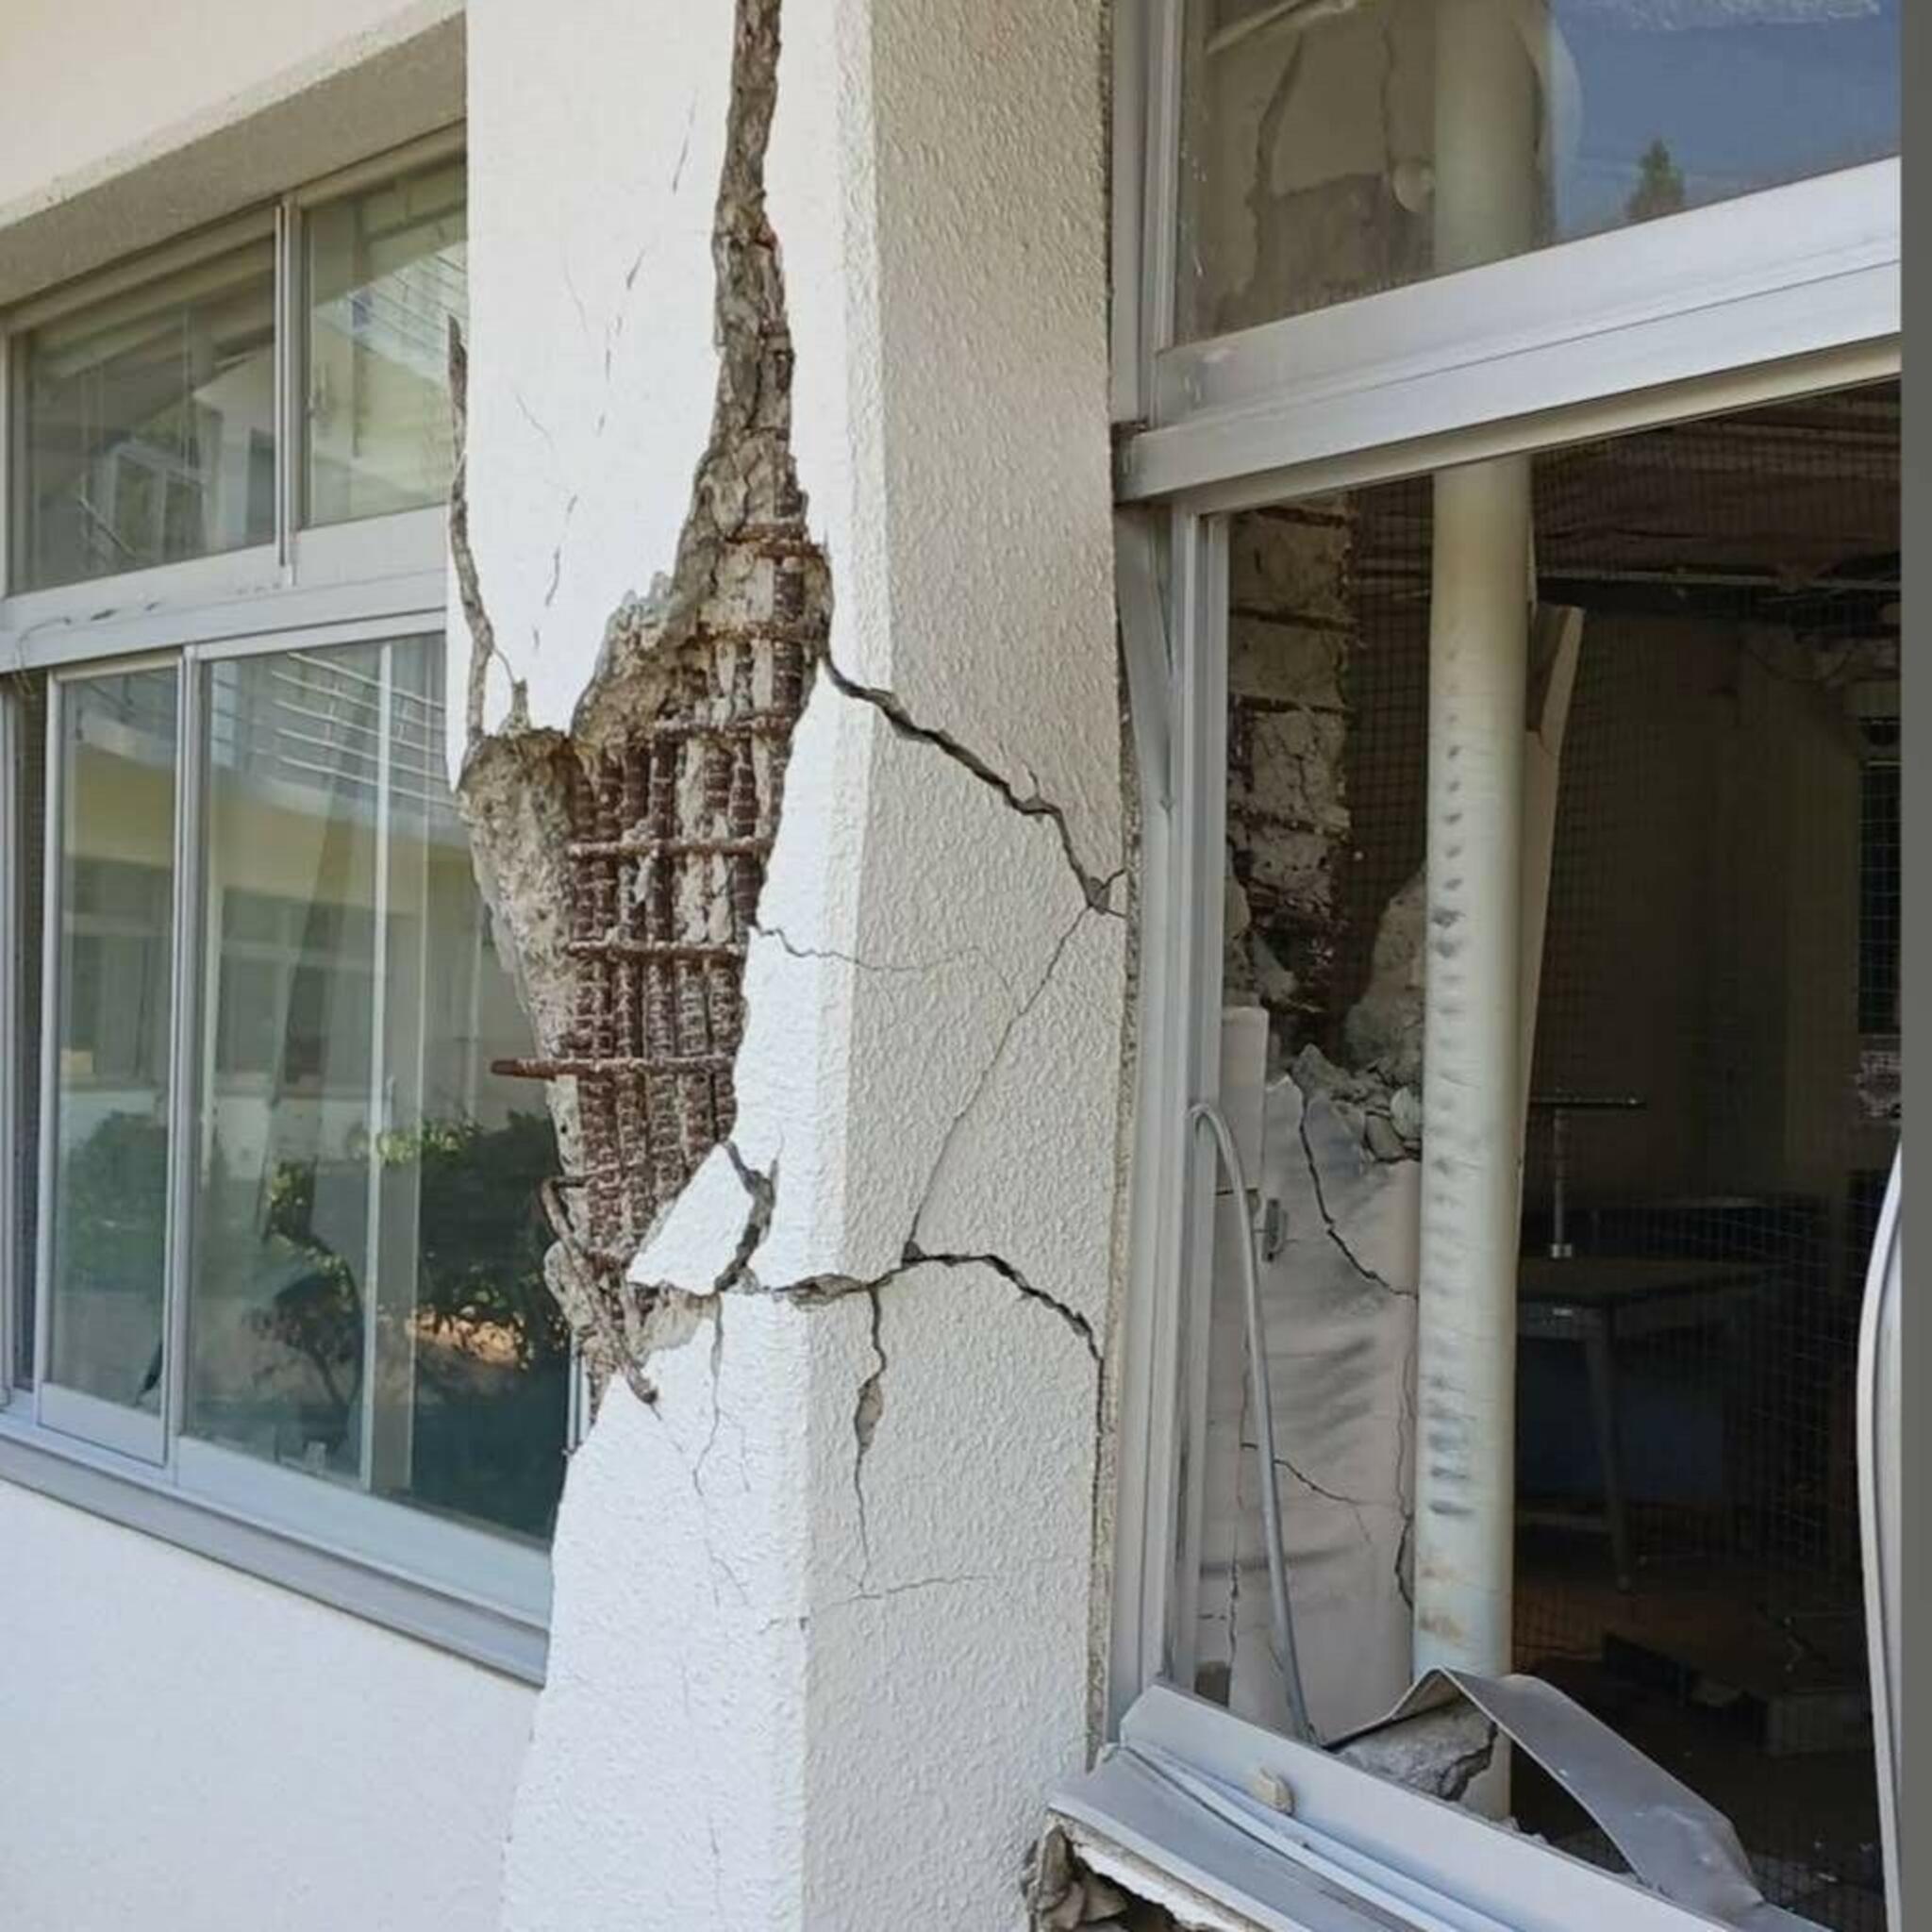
[852,1287,886,1577]
[716,1141,775,1291]
[909,899,1093,1250]
[819,654,1122,916]
[1297,1106,1414,1298]
[1273,1454,1375,1550]
[898,1241,1100,1363]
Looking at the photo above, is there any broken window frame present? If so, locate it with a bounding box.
[0,130,562,1682]
[1103,2,1902,1921]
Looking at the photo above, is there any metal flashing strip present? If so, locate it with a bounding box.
[1054,1683,1823,1932]
[1342,1672,1814,1932]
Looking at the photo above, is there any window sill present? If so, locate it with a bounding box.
[0,1404,548,1683]
[1051,1684,1810,1932]
[0,513,448,671]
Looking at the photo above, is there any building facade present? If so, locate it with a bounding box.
[0,3,1901,1929]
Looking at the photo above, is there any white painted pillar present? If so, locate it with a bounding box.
[1412,0,1539,1701]
[465,3,1124,1927]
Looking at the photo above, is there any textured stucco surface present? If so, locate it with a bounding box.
[475,1,1123,1927]
[0,0,1122,1924]
[0,1484,533,1932]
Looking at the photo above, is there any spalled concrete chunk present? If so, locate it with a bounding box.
[1335,1701,1496,1802]
[1343,866,1425,1090]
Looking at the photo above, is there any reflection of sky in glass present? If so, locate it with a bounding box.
[1552,0,1898,233]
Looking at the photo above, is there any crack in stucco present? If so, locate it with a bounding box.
[1274,1456,1375,1551]
[694,1298,728,1491]
[644,1374,752,1608]
[819,654,1121,916]
[454,0,824,1407]
[748,921,984,978]
[716,1141,775,1291]
[908,897,1099,1253]
[1292,1101,1413,1299]
[898,1243,1100,1364]
[852,1287,886,1574]
[451,323,530,748]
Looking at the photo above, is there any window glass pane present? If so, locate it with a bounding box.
[16,241,275,590]
[1195,382,1896,1918]
[187,638,567,1544]
[45,669,179,1409]
[1176,0,1900,339]
[12,675,47,1388]
[305,158,467,525]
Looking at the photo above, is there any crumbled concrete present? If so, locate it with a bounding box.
[470,1,1126,1922]
[1224,505,1357,1053]
[1335,1701,1496,1803]
[1342,866,1425,1091]
[454,0,825,1406]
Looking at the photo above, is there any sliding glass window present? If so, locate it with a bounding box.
[13,242,276,591]
[304,157,468,526]
[1176,0,1902,339]
[20,629,563,1591]
[42,667,181,1453]
[184,638,567,1544]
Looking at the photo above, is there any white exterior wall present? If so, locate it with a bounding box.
[0,12,538,1932]
[469,1,1123,1927]
[0,0,1124,1925]
[0,0,454,215]
[0,1485,533,1932]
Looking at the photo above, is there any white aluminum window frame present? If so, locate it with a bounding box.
[1,611,553,1679]
[1105,1,1901,1921]
[0,124,464,635]
[0,129,556,1682]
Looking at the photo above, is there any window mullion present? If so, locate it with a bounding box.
[275,195,301,581]
[1163,508,1230,1702]
[0,689,15,1403]
[358,641,396,1489]
[160,657,207,1462]
[30,681,62,1407]
[0,327,13,603]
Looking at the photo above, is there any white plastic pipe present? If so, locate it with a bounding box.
[1412,0,1539,1707]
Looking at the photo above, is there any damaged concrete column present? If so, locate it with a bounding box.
[458,2,1123,1928]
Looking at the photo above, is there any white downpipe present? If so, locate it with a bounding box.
[1412,0,1539,1720]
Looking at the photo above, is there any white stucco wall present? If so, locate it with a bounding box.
[0,1485,534,1932]
[0,0,1123,1923]
[469,1,1123,1927]
[0,0,453,215]
[0,15,539,1932]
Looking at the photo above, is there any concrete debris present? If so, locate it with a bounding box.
[1026,1828,1141,1930]
[1341,865,1425,1091]
[454,0,820,1407]
[1334,1700,1497,1802]
[1224,503,1357,1054]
